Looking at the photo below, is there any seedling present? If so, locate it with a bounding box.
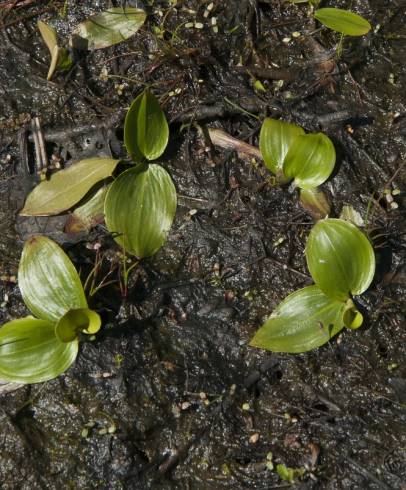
[20,88,177,263]
[104,90,177,259]
[259,118,336,189]
[0,236,100,384]
[250,219,375,353]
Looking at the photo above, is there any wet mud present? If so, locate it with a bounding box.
[0,1,405,489]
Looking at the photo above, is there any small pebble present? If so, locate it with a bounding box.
[249,433,260,444]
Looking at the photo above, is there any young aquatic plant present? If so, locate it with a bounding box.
[104,90,177,259]
[259,118,335,217]
[0,236,100,384]
[250,219,375,353]
[19,88,176,266]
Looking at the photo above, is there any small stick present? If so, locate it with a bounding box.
[208,128,262,160]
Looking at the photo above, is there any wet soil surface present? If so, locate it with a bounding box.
[0,1,405,488]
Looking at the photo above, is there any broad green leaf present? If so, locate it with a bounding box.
[305,219,375,302]
[299,187,330,219]
[314,8,371,36]
[65,185,110,233]
[250,286,346,353]
[0,317,78,384]
[283,133,335,189]
[18,235,88,322]
[38,21,72,80]
[104,164,177,258]
[124,90,169,162]
[259,118,304,175]
[20,158,119,216]
[55,308,101,342]
[71,7,146,50]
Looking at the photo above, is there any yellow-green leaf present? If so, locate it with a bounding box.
[104,164,177,258]
[38,20,58,54]
[283,133,336,189]
[20,158,120,216]
[259,118,304,175]
[55,308,101,342]
[18,236,88,323]
[71,7,146,50]
[250,286,346,353]
[305,219,375,302]
[38,20,72,80]
[0,317,78,384]
[124,90,169,162]
[314,8,371,36]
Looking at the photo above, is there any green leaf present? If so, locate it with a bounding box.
[250,285,346,353]
[71,7,146,50]
[259,118,304,175]
[314,8,371,36]
[283,133,336,189]
[305,219,375,302]
[299,187,330,219]
[20,158,120,216]
[0,317,78,384]
[18,235,88,322]
[55,308,101,342]
[104,164,177,258]
[65,185,110,233]
[124,90,169,162]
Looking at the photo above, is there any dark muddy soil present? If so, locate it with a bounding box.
[0,1,405,489]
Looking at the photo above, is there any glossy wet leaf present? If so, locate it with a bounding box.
[314,8,371,36]
[283,133,336,189]
[105,164,177,258]
[71,7,146,50]
[55,308,101,342]
[0,317,78,384]
[306,219,375,302]
[20,158,119,216]
[259,118,304,175]
[250,286,346,353]
[65,185,110,233]
[124,90,169,162]
[299,187,330,219]
[18,235,88,323]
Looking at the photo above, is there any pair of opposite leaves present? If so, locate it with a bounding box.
[259,118,336,190]
[0,236,100,384]
[21,90,177,260]
[251,218,376,353]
